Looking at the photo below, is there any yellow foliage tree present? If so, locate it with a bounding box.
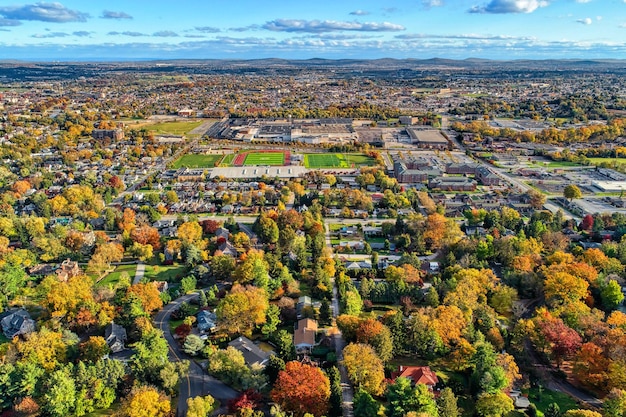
[116,386,170,417]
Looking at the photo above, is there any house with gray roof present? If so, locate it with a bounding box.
[0,309,35,339]
[228,336,272,368]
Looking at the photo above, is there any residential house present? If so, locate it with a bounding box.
[392,366,439,391]
[297,296,312,319]
[56,259,82,282]
[105,322,127,353]
[294,318,318,354]
[197,310,217,333]
[228,336,272,368]
[0,309,35,339]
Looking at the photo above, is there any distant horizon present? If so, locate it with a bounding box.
[0,0,624,61]
[3,56,626,64]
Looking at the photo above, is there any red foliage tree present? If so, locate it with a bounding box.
[174,323,192,340]
[200,219,220,235]
[581,214,594,231]
[271,361,330,417]
[539,317,582,368]
[228,389,262,413]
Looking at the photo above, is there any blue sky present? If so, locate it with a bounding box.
[0,0,625,60]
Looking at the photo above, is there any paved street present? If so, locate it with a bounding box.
[154,293,238,416]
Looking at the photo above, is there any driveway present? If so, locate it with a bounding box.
[154,293,238,416]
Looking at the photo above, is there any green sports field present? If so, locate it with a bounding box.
[171,154,223,168]
[244,152,285,166]
[304,153,377,169]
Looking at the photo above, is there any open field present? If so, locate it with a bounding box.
[304,153,377,168]
[97,264,136,287]
[171,154,223,168]
[587,157,626,166]
[145,120,204,135]
[143,264,188,282]
[243,151,285,166]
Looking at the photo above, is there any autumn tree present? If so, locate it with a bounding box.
[475,392,514,417]
[356,318,394,362]
[342,343,385,396]
[186,395,216,417]
[217,284,269,337]
[271,361,331,417]
[130,225,161,250]
[543,271,588,306]
[537,314,582,368]
[116,386,170,417]
[563,184,582,201]
[127,282,163,313]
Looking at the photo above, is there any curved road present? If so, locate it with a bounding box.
[154,293,238,416]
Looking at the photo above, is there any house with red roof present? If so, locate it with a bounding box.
[392,366,439,391]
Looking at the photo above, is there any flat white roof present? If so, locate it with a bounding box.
[592,180,626,192]
[210,165,307,179]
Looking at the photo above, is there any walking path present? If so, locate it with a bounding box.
[133,263,145,285]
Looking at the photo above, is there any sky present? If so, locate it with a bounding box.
[0,0,625,61]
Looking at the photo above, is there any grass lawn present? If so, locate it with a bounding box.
[143,264,188,282]
[526,387,579,416]
[144,120,204,135]
[169,304,199,333]
[97,264,137,287]
[171,154,223,168]
[244,151,285,166]
[530,160,582,168]
[587,157,626,166]
[304,153,377,168]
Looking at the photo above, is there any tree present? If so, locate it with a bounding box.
[603,389,626,417]
[130,225,161,249]
[183,334,205,356]
[271,361,331,417]
[356,318,394,362]
[180,275,197,294]
[353,389,380,417]
[563,184,582,201]
[601,279,625,310]
[327,366,343,417]
[116,386,170,417]
[178,221,203,247]
[563,411,603,417]
[342,343,385,396]
[42,368,76,417]
[437,387,460,417]
[186,395,216,417]
[265,355,285,384]
[0,263,27,311]
[386,377,438,417]
[475,392,514,417]
[130,328,169,385]
[545,403,561,417]
[217,284,269,337]
[538,316,582,368]
[127,282,163,313]
[543,271,588,306]
[79,336,110,363]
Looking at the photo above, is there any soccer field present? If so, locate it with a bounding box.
[304,153,378,169]
[243,152,285,166]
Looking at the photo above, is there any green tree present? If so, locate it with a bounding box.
[42,368,76,417]
[264,355,286,384]
[545,403,561,417]
[272,329,296,361]
[328,366,343,417]
[130,328,169,385]
[601,279,625,310]
[387,377,438,417]
[437,387,460,417]
[180,275,197,294]
[262,304,281,336]
[0,263,27,311]
[353,389,380,417]
[183,334,205,356]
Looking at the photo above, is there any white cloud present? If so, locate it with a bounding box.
[423,0,444,7]
[349,10,370,16]
[469,0,549,14]
[0,2,89,23]
[576,17,592,24]
[262,19,405,33]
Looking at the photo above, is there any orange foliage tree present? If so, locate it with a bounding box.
[271,361,330,417]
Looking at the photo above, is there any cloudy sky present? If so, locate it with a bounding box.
[0,0,624,61]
